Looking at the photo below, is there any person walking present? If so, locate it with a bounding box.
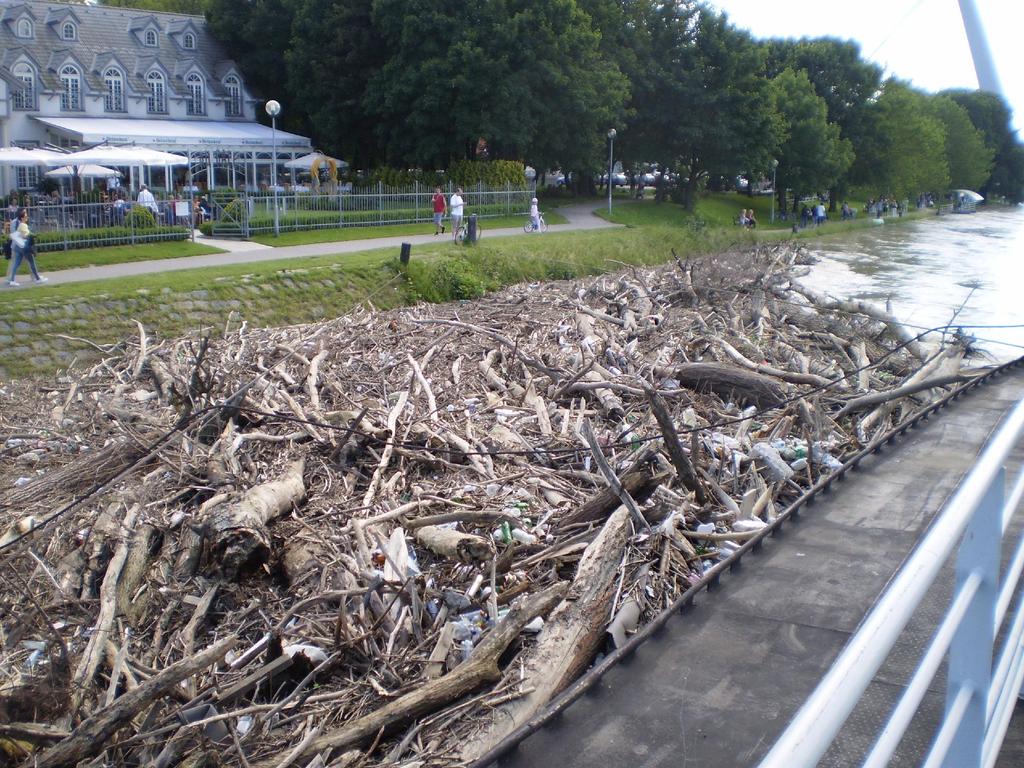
[7,208,46,287]
[449,187,464,241]
[432,186,447,235]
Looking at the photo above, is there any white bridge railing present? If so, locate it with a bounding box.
[760,399,1024,768]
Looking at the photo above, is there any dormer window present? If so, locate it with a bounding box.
[61,22,76,40]
[186,72,205,116]
[104,68,124,112]
[224,75,242,117]
[12,63,35,110]
[60,64,81,111]
[146,70,166,113]
[183,32,195,50]
[144,28,157,47]
[16,18,32,38]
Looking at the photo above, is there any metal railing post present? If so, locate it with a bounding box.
[61,197,68,251]
[945,467,1003,767]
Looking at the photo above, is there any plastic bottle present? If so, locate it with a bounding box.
[750,442,795,483]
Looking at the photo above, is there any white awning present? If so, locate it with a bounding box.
[33,116,312,152]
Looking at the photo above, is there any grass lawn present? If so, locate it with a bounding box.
[28,240,226,273]
[250,212,569,247]
[600,191,931,240]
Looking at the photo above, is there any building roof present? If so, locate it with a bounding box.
[34,116,312,152]
[0,0,245,102]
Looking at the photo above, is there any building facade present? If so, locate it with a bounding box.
[0,0,310,194]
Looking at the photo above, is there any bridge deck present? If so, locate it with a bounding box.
[490,368,1024,767]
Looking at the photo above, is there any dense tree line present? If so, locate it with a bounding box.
[104,0,1023,203]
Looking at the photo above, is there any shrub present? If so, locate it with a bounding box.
[126,205,157,229]
[406,257,491,302]
[33,226,188,252]
[220,198,246,222]
[449,160,526,188]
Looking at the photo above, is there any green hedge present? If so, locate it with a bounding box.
[449,160,526,188]
[14,226,190,252]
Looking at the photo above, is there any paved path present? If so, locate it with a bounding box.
[19,203,616,288]
[487,368,1024,767]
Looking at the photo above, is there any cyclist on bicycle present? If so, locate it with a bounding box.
[530,197,541,232]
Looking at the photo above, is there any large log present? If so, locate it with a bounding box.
[666,362,788,408]
[457,505,633,761]
[201,458,306,579]
[556,464,665,530]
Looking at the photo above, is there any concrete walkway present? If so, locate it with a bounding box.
[19,202,617,288]
[490,368,1024,767]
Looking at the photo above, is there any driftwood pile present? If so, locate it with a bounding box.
[0,244,981,767]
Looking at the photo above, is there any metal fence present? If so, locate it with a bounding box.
[207,182,535,238]
[759,397,1024,768]
[3,198,192,252]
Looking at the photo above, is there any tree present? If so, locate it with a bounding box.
[928,96,993,192]
[765,37,881,210]
[769,69,852,210]
[286,0,385,168]
[623,3,780,210]
[102,0,208,11]
[205,0,296,129]
[943,89,1024,202]
[364,0,627,171]
[850,80,949,200]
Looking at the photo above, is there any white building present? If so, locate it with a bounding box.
[0,0,311,194]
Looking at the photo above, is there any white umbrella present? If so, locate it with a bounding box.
[284,151,348,170]
[953,189,984,203]
[47,145,188,167]
[0,147,64,166]
[45,164,122,179]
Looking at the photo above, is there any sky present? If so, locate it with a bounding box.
[707,0,1023,133]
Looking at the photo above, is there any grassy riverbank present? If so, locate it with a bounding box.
[0,192,948,379]
[24,240,227,273]
[0,223,744,379]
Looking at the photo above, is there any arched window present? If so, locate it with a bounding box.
[16,18,32,38]
[104,68,124,112]
[183,32,195,50]
[11,63,35,110]
[186,72,204,116]
[144,28,157,46]
[146,70,166,113]
[61,22,76,40]
[224,75,242,117]
[59,64,81,111]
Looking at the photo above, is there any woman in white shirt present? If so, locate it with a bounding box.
[7,208,47,287]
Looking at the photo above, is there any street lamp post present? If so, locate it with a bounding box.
[770,158,779,224]
[607,128,617,216]
[266,99,281,237]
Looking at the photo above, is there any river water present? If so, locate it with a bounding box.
[799,207,1024,360]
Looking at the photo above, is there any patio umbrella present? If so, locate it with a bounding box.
[284,152,348,170]
[0,147,64,165]
[952,189,984,203]
[47,145,188,167]
[45,164,122,179]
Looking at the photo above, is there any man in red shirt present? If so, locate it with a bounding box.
[432,187,447,235]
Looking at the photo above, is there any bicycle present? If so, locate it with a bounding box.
[455,218,482,244]
[523,213,548,233]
